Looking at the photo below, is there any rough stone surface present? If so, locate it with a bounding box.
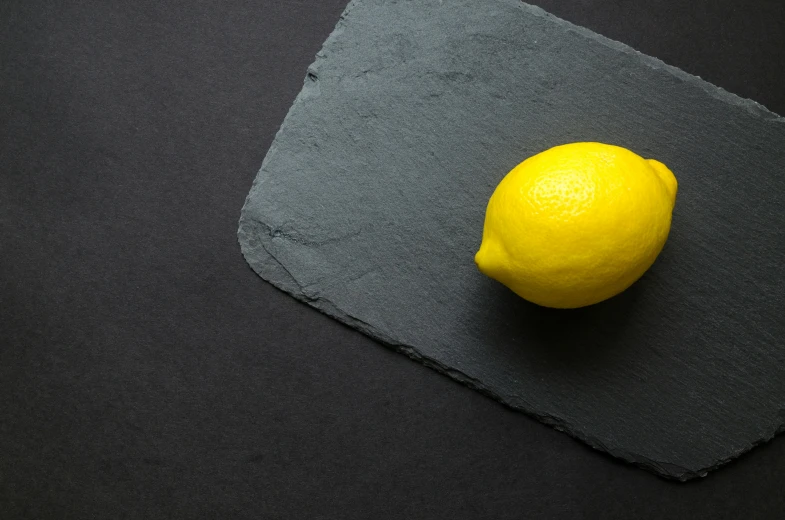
[239,0,785,480]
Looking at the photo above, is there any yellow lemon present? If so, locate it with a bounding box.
[475,142,677,309]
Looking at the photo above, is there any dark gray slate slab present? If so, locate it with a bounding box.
[238,0,785,480]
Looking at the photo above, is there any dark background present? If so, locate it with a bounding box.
[1,0,783,518]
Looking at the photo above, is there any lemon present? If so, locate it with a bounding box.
[475,142,677,309]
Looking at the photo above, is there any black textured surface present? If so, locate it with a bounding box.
[239,0,785,480]
[3,0,785,517]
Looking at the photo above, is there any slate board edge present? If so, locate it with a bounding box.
[238,215,785,482]
[237,0,785,481]
[518,0,784,123]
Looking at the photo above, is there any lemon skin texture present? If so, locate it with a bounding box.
[475,142,678,309]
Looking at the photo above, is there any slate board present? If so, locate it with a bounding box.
[238,0,785,480]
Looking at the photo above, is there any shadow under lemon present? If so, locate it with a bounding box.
[458,198,690,382]
[460,255,674,374]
